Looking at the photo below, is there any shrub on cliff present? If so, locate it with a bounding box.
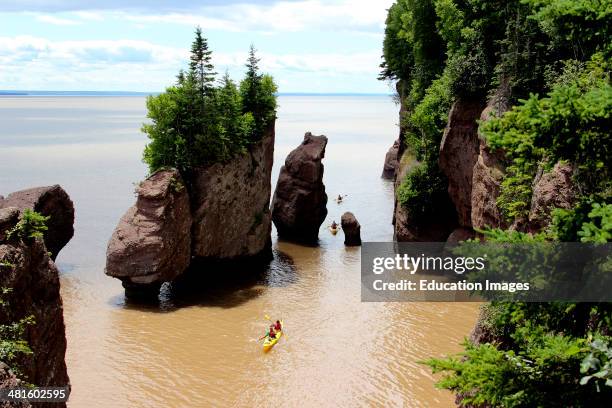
[143,28,277,175]
[6,209,49,243]
[482,59,611,222]
[0,288,34,380]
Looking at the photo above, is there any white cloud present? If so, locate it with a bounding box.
[36,15,81,25]
[121,0,394,33]
[0,35,385,92]
[70,11,105,21]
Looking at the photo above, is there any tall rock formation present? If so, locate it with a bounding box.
[190,125,275,260]
[0,186,74,260]
[105,125,275,294]
[341,212,362,246]
[381,139,400,179]
[105,169,192,291]
[0,187,72,405]
[271,132,328,243]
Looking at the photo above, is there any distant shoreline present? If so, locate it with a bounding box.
[0,90,393,97]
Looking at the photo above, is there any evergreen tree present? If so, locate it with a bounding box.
[143,31,277,174]
[189,27,217,96]
[242,44,262,114]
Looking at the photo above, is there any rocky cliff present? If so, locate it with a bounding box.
[391,82,458,242]
[391,81,571,242]
[439,99,486,227]
[0,186,72,406]
[106,125,275,293]
[0,186,74,260]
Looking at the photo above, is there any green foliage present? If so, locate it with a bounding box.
[581,336,612,391]
[397,67,454,220]
[382,0,612,404]
[379,0,415,81]
[380,0,444,91]
[143,29,277,175]
[426,302,612,407]
[397,163,450,220]
[189,27,216,96]
[525,0,612,61]
[426,335,596,408]
[577,203,612,243]
[0,288,34,379]
[481,61,611,221]
[405,71,453,162]
[6,209,49,242]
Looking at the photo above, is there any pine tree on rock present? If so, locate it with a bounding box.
[189,26,217,96]
[241,44,264,134]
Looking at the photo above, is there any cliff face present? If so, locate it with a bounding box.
[392,81,573,241]
[391,82,458,242]
[439,99,486,227]
[0,188,72,402]
[106,124,275,292]
[191,123,274,259]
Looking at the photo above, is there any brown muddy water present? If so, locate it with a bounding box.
[0,95,479,407]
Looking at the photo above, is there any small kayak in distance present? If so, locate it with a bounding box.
[263,320,283,352]
[329,226,339,235]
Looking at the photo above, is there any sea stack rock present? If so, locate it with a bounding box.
[105,168,192,292]
[341,212,361,246]
[382,139,400,179]
[0,200,70,398]
[0,185,75,260]
[272,132,328,243]
[190,125,275,261]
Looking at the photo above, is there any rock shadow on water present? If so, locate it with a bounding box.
[118,249,298,312]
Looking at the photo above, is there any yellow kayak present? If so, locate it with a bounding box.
[329,226,339,235]
[263,321,283,352]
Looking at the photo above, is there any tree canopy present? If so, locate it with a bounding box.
[142,28,277,176]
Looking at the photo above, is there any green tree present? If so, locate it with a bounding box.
[142,30,277,175]
[189,26,217,96]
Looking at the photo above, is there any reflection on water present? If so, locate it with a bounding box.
[0,96,479,407]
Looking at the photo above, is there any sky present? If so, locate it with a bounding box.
[0,0,396,93]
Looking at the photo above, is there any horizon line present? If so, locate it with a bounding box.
[0,90,393,97]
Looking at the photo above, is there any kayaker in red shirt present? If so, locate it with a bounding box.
[274,320,282,331]
[268,325,276,338]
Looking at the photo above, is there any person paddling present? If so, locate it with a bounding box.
[274,320,282,331]
[331,220,338,230]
